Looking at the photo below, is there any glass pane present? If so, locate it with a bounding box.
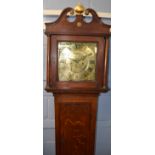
[58,42,97,81]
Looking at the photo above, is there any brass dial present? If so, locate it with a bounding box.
[58,42,97,81]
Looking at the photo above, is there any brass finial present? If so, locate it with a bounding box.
[74,3,85,14]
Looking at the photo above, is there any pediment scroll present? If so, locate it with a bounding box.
[45,4,111,36]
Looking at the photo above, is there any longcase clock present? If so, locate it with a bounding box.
[44,4,111,155]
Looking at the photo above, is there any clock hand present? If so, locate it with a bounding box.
[81,53,92,60]
[69,57,79,63]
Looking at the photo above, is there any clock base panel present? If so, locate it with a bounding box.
[54,93,99,155]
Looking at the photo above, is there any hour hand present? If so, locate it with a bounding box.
[81,53,92,60]
[69,58,79,63]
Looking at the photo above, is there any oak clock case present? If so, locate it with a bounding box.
[44,5,110,155]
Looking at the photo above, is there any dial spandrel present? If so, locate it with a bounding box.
[58,42,97,81]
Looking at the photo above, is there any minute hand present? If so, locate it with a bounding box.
[69,58,79,63]
[81,53,91,60]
